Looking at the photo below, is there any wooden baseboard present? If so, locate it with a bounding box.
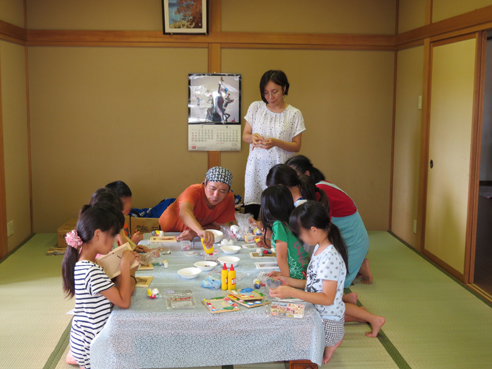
[467,284,492,304]
[422,248,465,282]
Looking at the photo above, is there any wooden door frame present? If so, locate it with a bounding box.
[417,32,486,283]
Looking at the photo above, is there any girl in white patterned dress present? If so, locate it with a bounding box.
[242,70,306,219]
[270,201,348,365]
[62,203,136,369]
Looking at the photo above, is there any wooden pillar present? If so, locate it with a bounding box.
[207,0,221,169]
[0,49,10,259]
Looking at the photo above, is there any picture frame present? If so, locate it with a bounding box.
[162,0,208,35]
[188,73,241,125]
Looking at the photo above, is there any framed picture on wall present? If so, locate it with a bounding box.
[162,0,208,35]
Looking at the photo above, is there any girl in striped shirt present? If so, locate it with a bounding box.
[62,203,136,369]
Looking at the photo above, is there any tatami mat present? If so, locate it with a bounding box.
[2,232,492,369]
[351,231,492,369]
[0,234,74,369]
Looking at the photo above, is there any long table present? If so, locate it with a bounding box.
[90,234,324,369]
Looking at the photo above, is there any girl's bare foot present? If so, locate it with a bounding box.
[366,316,386,338]
[359,258,373,284]
[322,339,343,364]
[66,350,77,365]
[343,292,358,305]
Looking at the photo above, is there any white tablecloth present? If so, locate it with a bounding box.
[90,233,324,368]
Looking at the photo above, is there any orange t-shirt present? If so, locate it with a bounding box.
[159,183,236,232]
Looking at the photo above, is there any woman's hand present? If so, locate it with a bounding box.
[260,138,277,150]
[269,285,294,299]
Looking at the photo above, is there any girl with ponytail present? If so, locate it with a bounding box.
[266,164,329,210]
[270,201,385,364]
[62,203,137,369]
[286,155,373,287]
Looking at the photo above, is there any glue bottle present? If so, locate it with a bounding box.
[228,264,236,290]
[221,264,228,290]
[201,238,214,255]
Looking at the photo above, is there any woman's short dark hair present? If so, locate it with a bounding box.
[260,70,290,104]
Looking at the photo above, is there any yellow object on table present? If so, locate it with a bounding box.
[201,238,214,255]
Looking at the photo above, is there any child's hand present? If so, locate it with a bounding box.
[131,231,143,244]
[135,245,149,253]
[272,275,290,286]
[269,285,293,299]
[120,250,136,268]
[267,271,282,278]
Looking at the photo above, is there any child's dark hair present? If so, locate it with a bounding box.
[266,164,330,212]
[62,203,125,298]
[285,155,326,184]
[90,187,123,210]
[105,180,132,198]
[260,185,295,243]
[260,70,290,104]
[289,201,349,273]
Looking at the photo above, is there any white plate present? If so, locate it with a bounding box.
[177,267,202,279]
[218,256,240,268]
[205,229,223,243]
[242,243,257,249]
[194,261,218,271]
[220,246,241,255]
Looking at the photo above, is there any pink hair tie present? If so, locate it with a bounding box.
[65,230,83,249]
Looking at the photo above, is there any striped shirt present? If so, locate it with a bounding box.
[70,260,114,369]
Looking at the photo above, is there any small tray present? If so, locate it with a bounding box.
[163,289,196,309]
[138,264,154,270]
[135,276,153,288]
[202,296,240,313]
[265,299,306,319]
[150,236,177,243]
[250,252,277,259]
[255,261,279,270]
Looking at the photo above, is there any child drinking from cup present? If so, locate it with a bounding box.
[63,203,136,369]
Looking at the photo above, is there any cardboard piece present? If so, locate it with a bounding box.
[150,236,177,243]
[135,276,153,288]
[125,236,137,251]
[57,218,78,248]
[202,297,240,314]
[96,243,140,279]
[130,217,160,235]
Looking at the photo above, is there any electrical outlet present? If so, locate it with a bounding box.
[413,220,417,234]
[7,220,14,237]
[418,95,422,110]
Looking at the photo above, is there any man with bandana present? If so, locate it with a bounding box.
[159,167,236,248]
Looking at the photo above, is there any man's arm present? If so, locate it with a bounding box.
[178,202,215,248]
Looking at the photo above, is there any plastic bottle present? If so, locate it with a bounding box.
[221,264,228,290]
[228,264,236,290]
[201,238,214,255]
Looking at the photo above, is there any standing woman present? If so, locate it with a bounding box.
[286,155,373,287]
[242,70,306,219]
